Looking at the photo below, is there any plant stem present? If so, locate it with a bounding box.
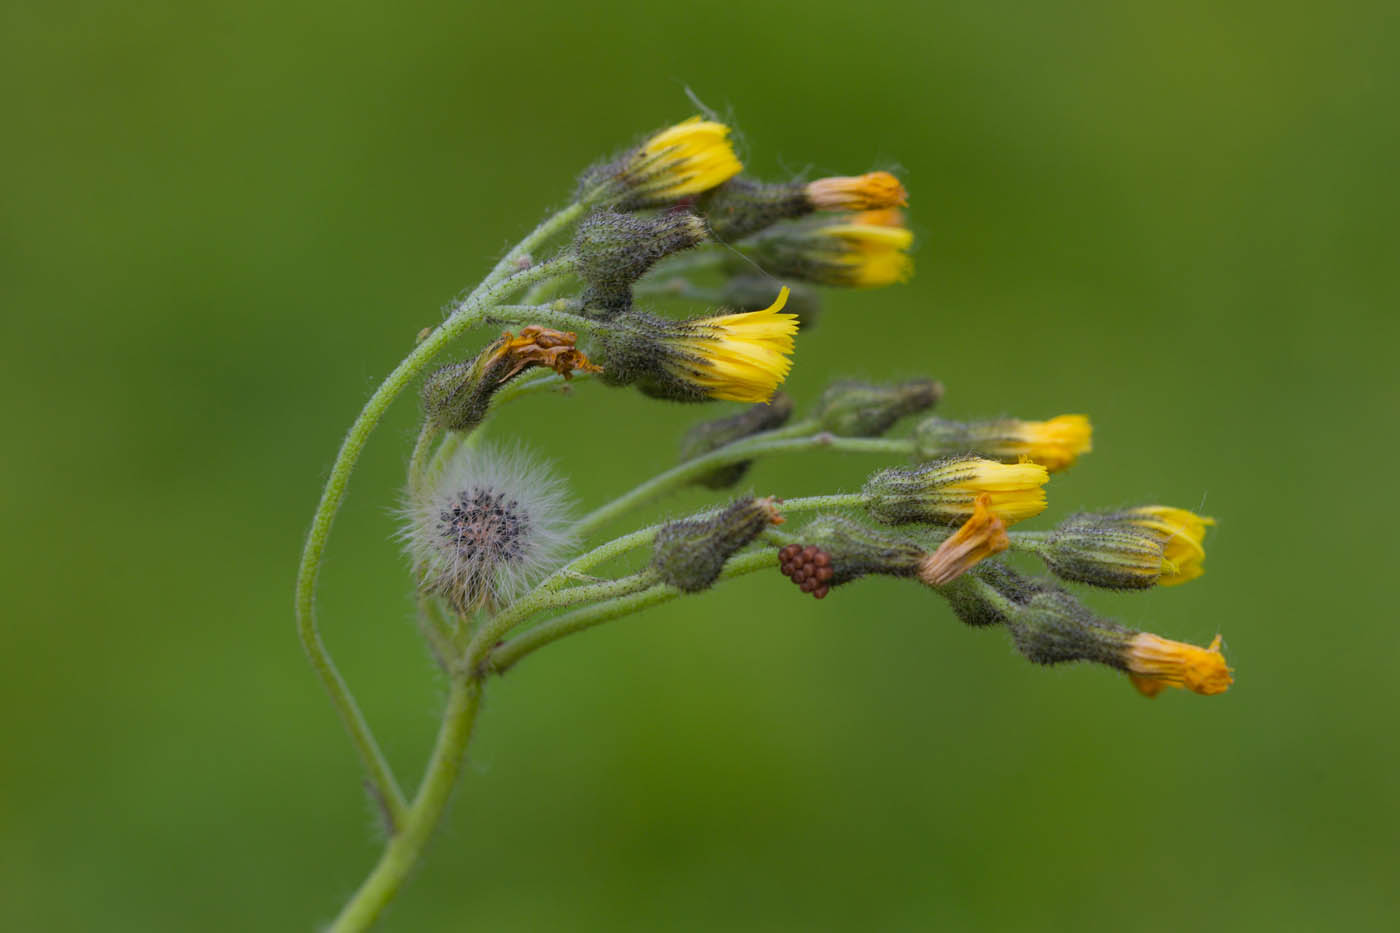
[328,678,483,933]
[482,200,589,288]
[573,429,907,538]
[407,420,440,496]
[294,256,572,822]
[461,572,658,674]
[490,549,778,674]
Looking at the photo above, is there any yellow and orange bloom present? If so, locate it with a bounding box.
[865,456,1049,526]
[812,222,915,287]
[915,414,1092,473]
[1125,633,1233,697]
[918,494,1011,586]
[619,116,743,204]
[805,172,909,211]
[666,286,798,403]
[1121,506,1214,585]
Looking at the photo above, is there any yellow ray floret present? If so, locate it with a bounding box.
[1124,506,1214,585]
[671,286,798,403]
[1126,633,1233,697]
[933,458,1050,524]
[993,415,1093,472]
[817,222,915,286]
[627,116,743,200]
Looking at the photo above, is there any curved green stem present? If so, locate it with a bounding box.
[483,200,589,288]
[573,429,908,538]
[462,572,658,673]
[294,256,571,822]
[490,548,778,674]
[328,678,482,933]
[407,420,441,496]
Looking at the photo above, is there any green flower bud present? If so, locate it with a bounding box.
[575,209,708,314]
[814,379,942,437]
[1004,590,1135,670]
[421,327,598,432]
[701,178,810,242]
[678,394,794,489]
[776,515,926,598]
[652,497,783,592]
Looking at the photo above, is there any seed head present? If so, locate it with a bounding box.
[402,445,573,613]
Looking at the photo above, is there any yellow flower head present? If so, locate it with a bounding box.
[814,222,915,287]
[918,494,1011,586]
[865,456,1049,526]
[1126,633,1233,697]
[805,172,909,211]
[667,286,798,403]
[1122,506,1214,585]
[915,414,1092,472]
[620,116,743,204]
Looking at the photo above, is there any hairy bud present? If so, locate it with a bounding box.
[703,178,811,241]
[914,415,1092,472]
[652,497,783,592]
[575,209,708,314]
[583,116,743,210]
[814,378,942,437]
[595,288,796,403]
[941,562,1048,628]
[422,328,600,431]
[1040,515,1170,589]
[1004,589,1136,669]
[777,515,926,598]
[863,457,1049,526]
[678,393,794,489]
[745,219,913,288]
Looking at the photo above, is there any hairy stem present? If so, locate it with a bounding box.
[294,256,572,822]
[574,429,907,538]
[408,420,441,496]
[490,548,778,674]
[328,678,482,933]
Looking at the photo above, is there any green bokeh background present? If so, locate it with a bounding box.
[4,1,1397,930]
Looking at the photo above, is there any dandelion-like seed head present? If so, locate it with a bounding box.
[403,445,573,613]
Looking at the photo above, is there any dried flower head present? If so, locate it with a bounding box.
[1125,633,1233,697]
[402,445,573,613]
[804,172,909,211]
[917,494,1011,586]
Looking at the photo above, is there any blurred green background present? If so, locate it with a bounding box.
[4,1,1397,930]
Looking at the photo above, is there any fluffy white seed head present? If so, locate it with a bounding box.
[402,444,574,613]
